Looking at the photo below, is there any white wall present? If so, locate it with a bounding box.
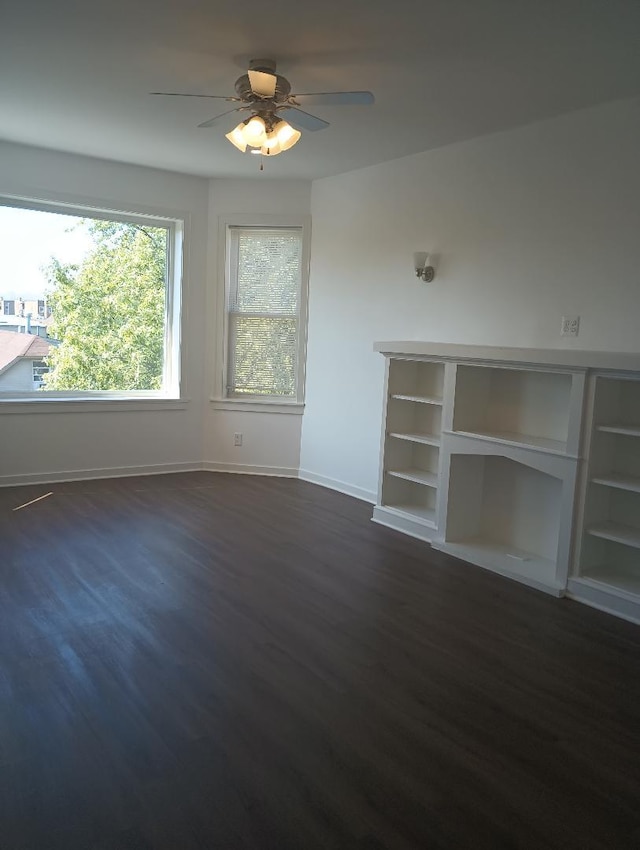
[203,178,311,475]
[0,150,312,486]
[0,141,209,485]
[300,98,640,501]
[3,99,638,493]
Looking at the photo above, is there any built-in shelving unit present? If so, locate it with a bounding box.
[373,358,444,539]
[436,362,582,595]
[568,376,640,622]
[374,343,640,620]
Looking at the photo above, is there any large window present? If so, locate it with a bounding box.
[223,223,308,404]
[0,198,183,401]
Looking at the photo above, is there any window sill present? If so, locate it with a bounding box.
[0,397,189,414]
[209,398,305,415]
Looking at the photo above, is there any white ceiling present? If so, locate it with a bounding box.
[1,0,639,180]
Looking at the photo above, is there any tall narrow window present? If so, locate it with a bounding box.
[226,227,304,400]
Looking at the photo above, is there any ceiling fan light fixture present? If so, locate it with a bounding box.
[275,120,301,151]
[242,116,268,147]
[154,58,375,160]
[261,130,283,156]
[225,123,248,152]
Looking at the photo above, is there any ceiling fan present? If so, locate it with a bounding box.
[151,58,374,157]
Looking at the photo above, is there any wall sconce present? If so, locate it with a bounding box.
[414,252,435,283]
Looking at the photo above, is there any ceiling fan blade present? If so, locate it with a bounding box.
[197,106,246,128]
[280,106,330,132]
[289,91,375,107]
[150,92,239,101]
[247,69,276,98]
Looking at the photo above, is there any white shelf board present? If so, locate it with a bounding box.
[598,424,640,438]
[390,393,443,406]
[387,468,438,488]
[381,503,437,527]
[591,473,640,494]
[388,431,441,447]
[434,537,562,595]
[588,521,640,550]
[574,566,640,600]
[449,428,567,456]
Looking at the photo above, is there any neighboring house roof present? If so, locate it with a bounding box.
[0,330,52,377]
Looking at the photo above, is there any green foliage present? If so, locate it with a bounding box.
[232,316,297,396]
[228,229,302,397]
[45,220,167,391]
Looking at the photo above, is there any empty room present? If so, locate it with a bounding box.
[1,0,640,848]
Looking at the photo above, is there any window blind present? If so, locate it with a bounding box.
[227,228,302,397]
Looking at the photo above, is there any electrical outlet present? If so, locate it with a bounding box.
[233,432,243,447]
[561,316,580,337]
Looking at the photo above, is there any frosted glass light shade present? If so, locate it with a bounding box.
[261,128,283,156]
[243,116,268,147]
[225,123,248,152]
[413,251,429,270]
[276,121,301,151]
[225,115,302,155]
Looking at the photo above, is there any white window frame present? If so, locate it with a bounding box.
[0,194,186,413]
[211,214,310,415]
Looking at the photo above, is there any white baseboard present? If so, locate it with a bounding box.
[0,461,204,489]
[0,462,374,506]
[202,461,298,478]
[298,469,376,504]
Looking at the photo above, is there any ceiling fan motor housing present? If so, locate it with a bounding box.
[234,58,291,104]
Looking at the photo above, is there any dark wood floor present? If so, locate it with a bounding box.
[1,472,639,850]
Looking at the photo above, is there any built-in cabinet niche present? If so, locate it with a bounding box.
[441,452,566,593]
[374,343,640,623]
[373,358,444,537]
[452,365,574,454]
[568,376,640,621]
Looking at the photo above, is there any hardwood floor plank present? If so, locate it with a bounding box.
[0,472,639,849]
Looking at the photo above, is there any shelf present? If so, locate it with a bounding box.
[576,567,640,600]
[588,521,640,550]
[388,358,444,402]
[382,503,437,527]
[591,473,640,494]
[387,469,438,488]
[390,393,443,406]
[388,431,440,447]
[449,429,568,456]
[436,538,562,594]
[452,364,573,454]
[598,424,640,438]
